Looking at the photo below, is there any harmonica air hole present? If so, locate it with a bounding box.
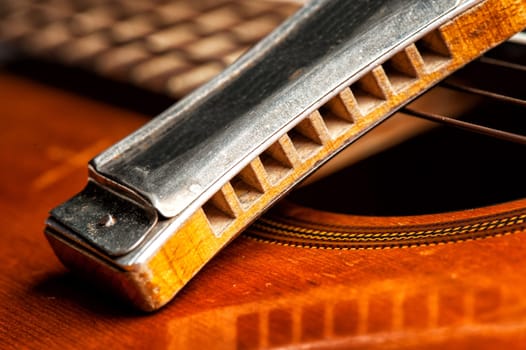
[202,204,234,236]
[237,158,270,193]
[208,182,242,218]
[259,153,292,185]
[383,49,419,92]
[230,174,263,210]
[325,87,360,122]
[350,73,387,115]
[318,108,353,139]
[415,29,451,72]
[264,135,299,169]
[202,182,241,236]
[287,129,322,162]
[359,67,392,99]
[293,111,331,145]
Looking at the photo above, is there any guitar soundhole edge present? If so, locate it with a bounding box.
[246,42,526,249]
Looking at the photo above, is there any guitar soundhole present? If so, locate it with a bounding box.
[286,41,526,217]
[289,98,526,216]
[246,42,526,249]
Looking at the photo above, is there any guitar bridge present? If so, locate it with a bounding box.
[44,0,526,311]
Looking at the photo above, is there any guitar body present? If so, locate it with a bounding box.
[1,56,526,349]
[1,0,526,346]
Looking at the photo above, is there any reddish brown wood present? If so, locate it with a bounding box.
[1,67,526,348]
[42,0,526,312]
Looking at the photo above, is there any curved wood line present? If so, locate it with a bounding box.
[245,199,526,249]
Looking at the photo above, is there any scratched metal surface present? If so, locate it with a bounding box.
[93,0,465,218]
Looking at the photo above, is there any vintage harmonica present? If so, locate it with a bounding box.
[45,0,526,311]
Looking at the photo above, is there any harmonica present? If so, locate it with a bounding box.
[45,0,526,311]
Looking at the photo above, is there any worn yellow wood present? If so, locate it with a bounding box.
[326,87,362,121]
[296,111,330,144]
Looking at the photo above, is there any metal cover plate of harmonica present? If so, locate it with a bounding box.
[45,0,526,311]
[93,0,461,218]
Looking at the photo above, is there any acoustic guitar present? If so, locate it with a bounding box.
[1,0,525,349]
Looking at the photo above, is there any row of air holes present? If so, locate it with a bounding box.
[203,29,452,235]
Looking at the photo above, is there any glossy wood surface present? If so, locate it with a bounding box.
[1,66,526,348]
[44,0,526,312]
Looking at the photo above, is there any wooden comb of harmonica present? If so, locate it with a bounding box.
[44,0,526,311]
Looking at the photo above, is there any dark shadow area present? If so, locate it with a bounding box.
[3,54,174,117]
[291,42,526,216]
[291,98,526,216]
[32,271,146,317]
[485,37,526,66]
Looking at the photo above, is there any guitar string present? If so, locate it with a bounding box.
[441,81,526,108]
[402,107,526,145]
[246,49,526,249]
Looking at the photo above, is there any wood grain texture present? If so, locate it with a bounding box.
[2,0,526,347]
[1,62,526,348]
[51,0,526,311]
